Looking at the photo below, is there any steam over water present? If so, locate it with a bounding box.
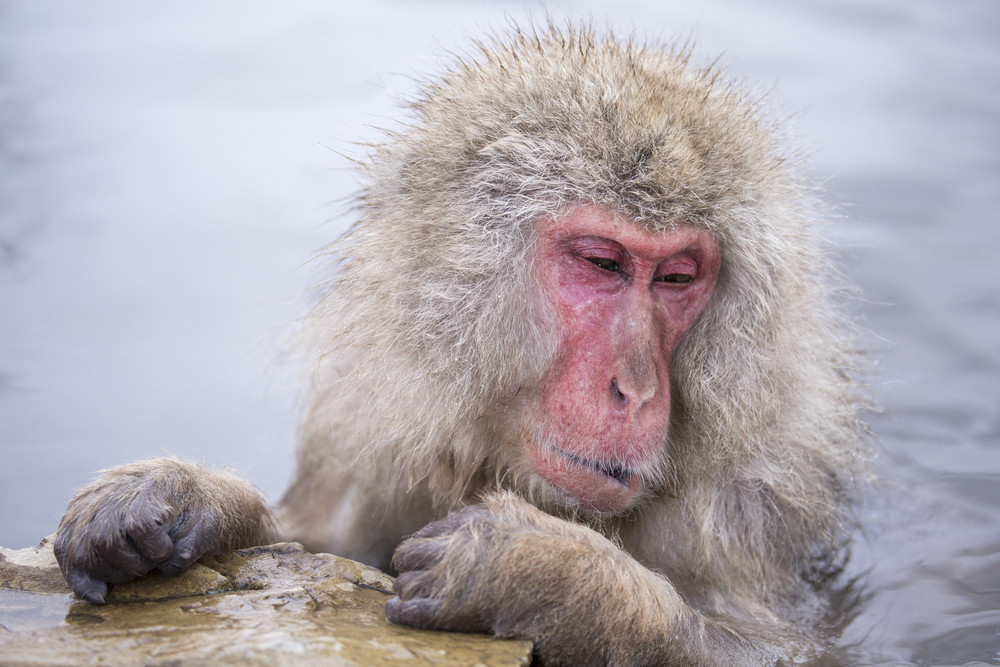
[1,2,997,665]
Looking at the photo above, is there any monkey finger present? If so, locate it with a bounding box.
[407,521,454,541]
[410,505,493,540]
[121,490,185,561]
[126,518,175,563]
[391,537,448,572]
[94,544,156,582]
[63,567,109,605]
[386,595,490,633]
[394,570,440,600]
[385,596,443,629]
[158,514,219,575]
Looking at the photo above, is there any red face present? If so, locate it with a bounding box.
[528,206,720,514]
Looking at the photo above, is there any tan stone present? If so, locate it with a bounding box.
[0,538,532,666]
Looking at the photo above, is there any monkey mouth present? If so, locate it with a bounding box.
[546,445,633,486]
[528,439,644,514]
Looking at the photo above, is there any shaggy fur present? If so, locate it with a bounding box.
[288,20,866,598]
[56,23,869,665]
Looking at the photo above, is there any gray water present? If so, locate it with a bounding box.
[1,2,998,665]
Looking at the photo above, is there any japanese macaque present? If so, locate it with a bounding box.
[54,23,870,666]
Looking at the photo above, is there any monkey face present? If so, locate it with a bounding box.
[526,205,720,514]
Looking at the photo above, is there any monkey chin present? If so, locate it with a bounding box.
[526,442,644,515]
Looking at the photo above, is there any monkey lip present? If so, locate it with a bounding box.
[531,442,643,514]
[549,445,633,485]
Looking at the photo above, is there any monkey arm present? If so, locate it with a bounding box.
[387,492,777,666]
[54,457,275,604]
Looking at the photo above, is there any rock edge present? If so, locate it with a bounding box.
[0,537,531,666]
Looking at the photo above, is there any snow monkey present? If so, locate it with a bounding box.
[55,23,870,665]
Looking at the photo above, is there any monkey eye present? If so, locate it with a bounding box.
[586,256,622,273]
[655,273,694,284]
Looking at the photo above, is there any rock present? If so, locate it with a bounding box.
[0,538,532,665]
[0,536,67,594]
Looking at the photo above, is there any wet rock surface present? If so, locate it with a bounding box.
[0,538,532,666]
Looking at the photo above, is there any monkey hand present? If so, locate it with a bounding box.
[54,457,273,604]
[387,492,745,665]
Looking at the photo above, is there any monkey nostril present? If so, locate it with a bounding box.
[611,378,628,406]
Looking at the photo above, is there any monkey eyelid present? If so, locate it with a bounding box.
[654,274,695,284]
[654,253,701,283]
[565,235,626,256]
[585,256,624,274]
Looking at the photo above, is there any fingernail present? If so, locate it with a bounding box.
[82,590,106,605]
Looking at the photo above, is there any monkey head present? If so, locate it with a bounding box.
[312,25,859,527]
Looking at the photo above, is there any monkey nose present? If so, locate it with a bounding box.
[610,373,657,414]
[610,378,629,408]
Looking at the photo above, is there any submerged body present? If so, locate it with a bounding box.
[55,24,869,666]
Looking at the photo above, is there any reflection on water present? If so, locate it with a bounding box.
[1,2,998,665]
[0,590,72,633]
